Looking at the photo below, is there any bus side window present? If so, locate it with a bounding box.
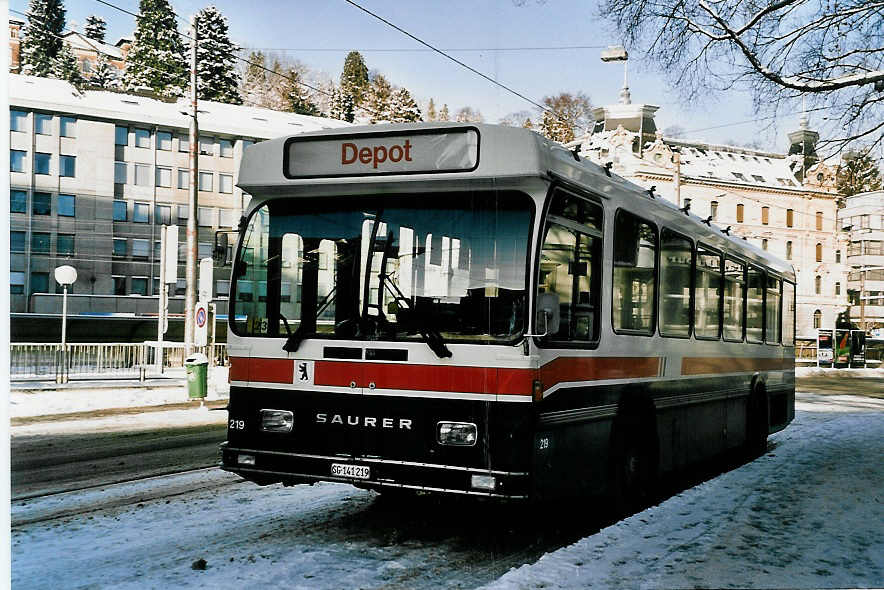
[659,229,692,337]
[746,266,765,343]
[695,244,723,339]
[537,190,602,343]
[613,210,658,335]
[782,281,795,345]
[766,275,782,344]
[723,257,746,341]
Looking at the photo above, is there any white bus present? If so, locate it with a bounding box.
[220,123,795,503]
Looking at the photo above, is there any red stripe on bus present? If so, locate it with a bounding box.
[681,356,792,375]
[539,356,663,388]
[228,357,293,383]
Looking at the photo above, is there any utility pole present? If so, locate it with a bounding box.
[184,15,199,354]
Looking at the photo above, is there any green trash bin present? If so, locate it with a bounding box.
[185,353,209,399]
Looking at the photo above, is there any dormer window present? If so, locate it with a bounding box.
[732,172,747,181]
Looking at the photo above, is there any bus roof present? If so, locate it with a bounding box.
[237,122,794,280]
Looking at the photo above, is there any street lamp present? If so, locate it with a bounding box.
[54,265,77,384]
[601,45,630,105]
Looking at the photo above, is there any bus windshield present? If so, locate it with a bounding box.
[231,191,533,347]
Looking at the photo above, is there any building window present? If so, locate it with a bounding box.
[132,239,150,258]
[57,233,75,255]
[154,240,162,260]
[816,211,823,231]
[835,282,841,296]
[177,205,189,220]
[762,239,768,251]
[113,276,126,295]
[710,201,718,220]
[242,139,255,151]
[786,209,793,227]
[157,131,173,150]
[32,232,50,253]
[11,231,26,252]
[198,242,213,259]
[761,206,769,225]
[134,163,151,186]
[31,272,49,295]
[32,192,51,215]
[113,238,127,257]
[177,168,189,189]
[10,110,27,132]
[60,116,76,138]
[219,209,236,228]
[81,59,92,73]
[114,161,127,184]
[813,309,822,329]
[219,173,233,193]
[134,202,150,223]
[11,272,25,295]
[155,204,172,225]
[786,240,792,260]
[199,136,214,155]
[113,200,128,221]
[59,155,76,177]
[11,190,27,213]
[216,280,230,296]
[816,243,823,262]
[155,166,172,187]
[57,194,75,217]
[836,250,841,263]
[34,152,51,175]
[198,171,213,191]
[115,126,128,146]
[131,277,148,295]
[134,128,151,148]
[178,135,189,152]
[11,150,26,172]
[198,207,214,227]
[736,203,744,223]
[815,275,821,295]
[219,139,234,158]
[35,113,52,135]
[175,278,186,295]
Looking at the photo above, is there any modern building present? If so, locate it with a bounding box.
[9,74,348,331]
[840,190,884,331]
[569,100,848,341]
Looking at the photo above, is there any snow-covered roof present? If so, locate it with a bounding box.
[8,74,350,139]
[669,142,801,189]
[62,31,124,60]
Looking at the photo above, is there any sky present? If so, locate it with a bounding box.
[9,0,816,152]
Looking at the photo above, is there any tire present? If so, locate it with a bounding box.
[745,386,769,459]
[608,416,657,515]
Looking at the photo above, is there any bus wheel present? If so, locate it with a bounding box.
[745,386,769,459]
[608,417,656,515]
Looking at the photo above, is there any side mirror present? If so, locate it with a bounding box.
[213,232,229,264]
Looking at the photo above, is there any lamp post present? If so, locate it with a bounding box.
[54,265,77,384]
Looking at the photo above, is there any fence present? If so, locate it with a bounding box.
[10,342,227,382]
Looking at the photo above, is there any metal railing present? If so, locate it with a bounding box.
[10,342,227,382]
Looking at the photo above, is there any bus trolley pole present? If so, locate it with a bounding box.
[184,15,199,355]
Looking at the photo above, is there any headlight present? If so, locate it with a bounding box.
[437,421,477,446]
[260,409,294,433]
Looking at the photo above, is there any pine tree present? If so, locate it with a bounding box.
[426,98,437,122]
[438,104,450,121]
[123,0,188,97]
[195,5,241,105]
[389,87,421,123]
[20,0,66,78]
[280,68,319,116]
[340,51,370,107]
[365,74,393,123]
[329,87,355,122]
[90,53,119,88]
[51,42,85,88]
[838,152,883,197]
[84,15,106,43]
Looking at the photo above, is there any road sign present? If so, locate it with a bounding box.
[199,257,213,302]
[195,301,208,346]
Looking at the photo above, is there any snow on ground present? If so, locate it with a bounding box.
[10,393,884,589]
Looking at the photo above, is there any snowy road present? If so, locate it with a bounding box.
[11,392,884,589]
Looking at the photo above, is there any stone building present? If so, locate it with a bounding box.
[569,101,848,341]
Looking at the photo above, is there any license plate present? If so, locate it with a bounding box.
[331,463,370,479]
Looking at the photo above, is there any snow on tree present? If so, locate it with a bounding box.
[425,98,437,122]
[438,104,450,121]
[51,42,85,88]
[90,53,119,88]
[329,86,355,122]
[241,50,270,107]
[340,51,370,108]
[20,0,66,78]
[194,5,242,105]
[455,106,483,123]
[389,87,421,123]
[84,15,106,43]
[365,74,394,123]
[280,68,320,116]
[123,0,188,98]
[838,151,883,197]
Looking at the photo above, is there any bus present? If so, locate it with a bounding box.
[220,123,795,503]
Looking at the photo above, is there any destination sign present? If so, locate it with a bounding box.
[284,128,479,178]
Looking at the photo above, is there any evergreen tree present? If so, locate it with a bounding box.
[123,0,188,97]
[84,15,106,43]
[389,87,421,123]
[438,104,450,121]
[365,74,393,123]
[425,98,437,122]
[837,152,883,197]
[90,53,119,88]
[280,68,319,116]
[195,5,241,105]
[340,51,370,107]
[329,87,355,122]
[20,0,66,78]
[242,51,268,107]
[51,42,85,88]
